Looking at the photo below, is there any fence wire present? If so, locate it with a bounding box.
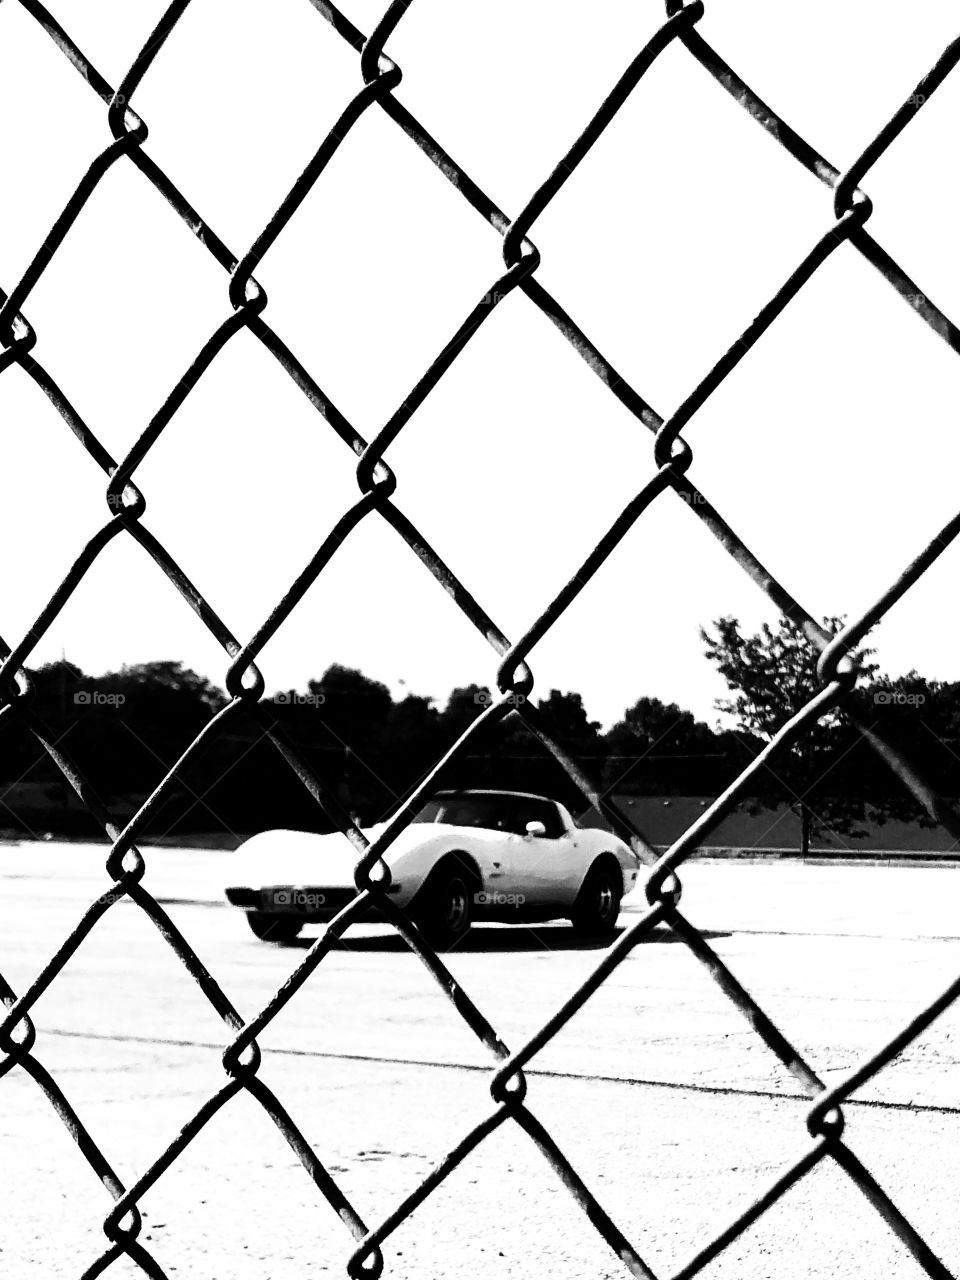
[1,1,960,1276]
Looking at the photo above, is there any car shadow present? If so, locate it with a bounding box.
[280,922,730,953]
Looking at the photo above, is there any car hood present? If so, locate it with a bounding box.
[226,821,441,889]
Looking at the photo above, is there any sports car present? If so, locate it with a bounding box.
[225,788,642,946]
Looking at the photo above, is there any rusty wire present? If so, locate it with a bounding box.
[0,1,959,1276]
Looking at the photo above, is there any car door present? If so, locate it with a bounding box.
[499,799,582,908]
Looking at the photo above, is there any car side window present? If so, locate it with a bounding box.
[436,796,566,837]
[521,800,564,838]
[497,804,528,836]
[446,803,487,828]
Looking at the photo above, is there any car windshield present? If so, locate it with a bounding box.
[410,799,444,824]
[411,794,562,837]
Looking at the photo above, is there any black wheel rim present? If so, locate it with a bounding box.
[596,878,617,922]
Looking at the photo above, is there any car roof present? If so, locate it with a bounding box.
[433,789,560,804]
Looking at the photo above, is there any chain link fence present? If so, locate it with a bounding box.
[2,1,960,1276]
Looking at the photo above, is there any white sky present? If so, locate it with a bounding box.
[0,0,958,728]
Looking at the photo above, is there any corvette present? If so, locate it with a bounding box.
[225,788,642,946]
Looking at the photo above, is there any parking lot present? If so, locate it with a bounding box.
[2,843,960,1278]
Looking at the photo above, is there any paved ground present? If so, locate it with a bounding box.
[2,843,960,1278]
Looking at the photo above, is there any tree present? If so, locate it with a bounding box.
[601,695,734,796]
[861,673,960,816]
[299,666,395,818]
[107,661,225,710]
[520,689,606,809]
[701,615,879,854]
[434,685,514,791]
[432,686,605,800]
[377,693,443,801]
[307,665,393,744]
[436,684,494,744]
[536,690,602,746]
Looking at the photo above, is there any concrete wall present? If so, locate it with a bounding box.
[578,796,958,853]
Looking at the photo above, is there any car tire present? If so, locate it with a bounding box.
[246,912,303,943]
[570,862,622,936]
[413,859,474,950]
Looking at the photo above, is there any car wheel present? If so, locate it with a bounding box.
[570,862,622,936]
[414,862,473,950]
[246,912,303,943]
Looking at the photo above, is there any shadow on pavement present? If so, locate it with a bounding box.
[279,923,731,953]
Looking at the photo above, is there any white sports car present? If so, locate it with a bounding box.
[225,788,642,946]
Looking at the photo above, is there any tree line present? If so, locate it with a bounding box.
[0,615,956,847]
